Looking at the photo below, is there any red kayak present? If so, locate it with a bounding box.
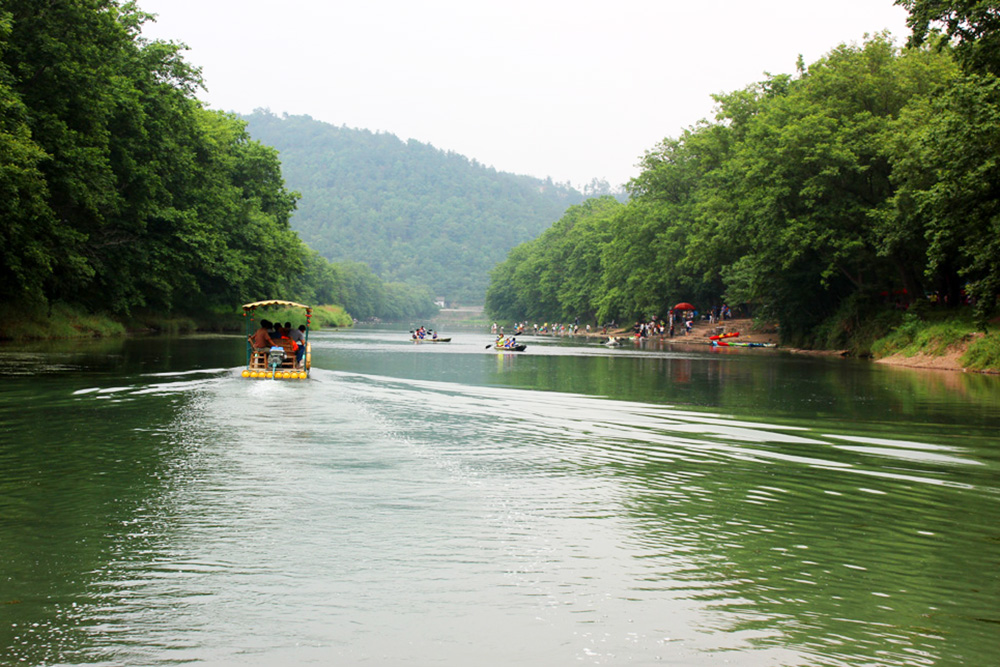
[709,331,740,341]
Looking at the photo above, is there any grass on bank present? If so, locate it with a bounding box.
[0,301,354,340]
[803,294,1000,372]
[870,310,1000,372]
[0,301,126,340]
[961,333,1000,372]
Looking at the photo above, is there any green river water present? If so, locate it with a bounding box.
[1,328,998,666]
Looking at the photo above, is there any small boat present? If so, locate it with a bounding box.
[241,300,312,380]
[490,337,527,351]
[709,331,740,341]
[410,327,449,342]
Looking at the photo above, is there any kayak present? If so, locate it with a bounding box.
[412,337,451,342]
[712,340,775,348]
[494,343,527,351]
[709,331,740,341]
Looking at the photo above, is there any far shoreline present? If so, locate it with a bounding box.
[507,317,996,375]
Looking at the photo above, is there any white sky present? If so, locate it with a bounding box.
[138,0,911,189]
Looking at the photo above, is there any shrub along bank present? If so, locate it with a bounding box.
[870,311,1000,373]
[0,302,353,341]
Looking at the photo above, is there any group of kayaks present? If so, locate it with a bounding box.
[709,331,775,348]
[600,331,775,349]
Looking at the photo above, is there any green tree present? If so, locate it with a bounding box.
[485,244,532,321]
[885,74,1000,319]
[717,36,956,339]
[0,1,313,316]
[898,0,1000,74]
[894,1,1000,321]
[486,197,622,322]
[0,32,61,301]
[554,197,621,321]
[602,118,741,324]
[2,0,138,301]
[487,34,968,344]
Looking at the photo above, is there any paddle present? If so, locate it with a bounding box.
[485,344,492,349]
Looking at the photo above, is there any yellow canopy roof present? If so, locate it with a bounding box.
[242,300,311,311]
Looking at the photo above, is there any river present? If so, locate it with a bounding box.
[2,328,998,666]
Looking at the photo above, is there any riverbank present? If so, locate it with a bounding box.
[0,302,354,341]
[585,317,780,347]
[871,317,1000,374]
[533,315,999,374]
[680,316,1000,374]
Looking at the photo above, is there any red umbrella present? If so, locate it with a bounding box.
[673,302,695,311]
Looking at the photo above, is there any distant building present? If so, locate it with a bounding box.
[434,297,446,308]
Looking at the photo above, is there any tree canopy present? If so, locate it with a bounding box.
[0,0,434,322]
[487,31,998,342]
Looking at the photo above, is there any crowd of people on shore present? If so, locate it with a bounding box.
[625,305,731,339]
[489,304,734,342]
[491,320,596,336]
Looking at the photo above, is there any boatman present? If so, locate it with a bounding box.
[289,323,307,368]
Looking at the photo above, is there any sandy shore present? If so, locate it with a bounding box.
[531,318,978,373]
[873,334,990,373]
[875,350,968,372]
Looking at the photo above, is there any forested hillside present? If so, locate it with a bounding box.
[0,0,435,328]
[487,25,1000,348]
[242,111,589,304]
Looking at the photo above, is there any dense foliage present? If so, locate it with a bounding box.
[241,111,590,305]
[487,29,1000,345]
[0,0,434,325]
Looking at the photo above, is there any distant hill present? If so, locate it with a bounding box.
[242,111,588,304]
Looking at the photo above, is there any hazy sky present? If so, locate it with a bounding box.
[138,0,911,189]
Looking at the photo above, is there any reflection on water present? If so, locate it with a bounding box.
[1,330,998,665]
